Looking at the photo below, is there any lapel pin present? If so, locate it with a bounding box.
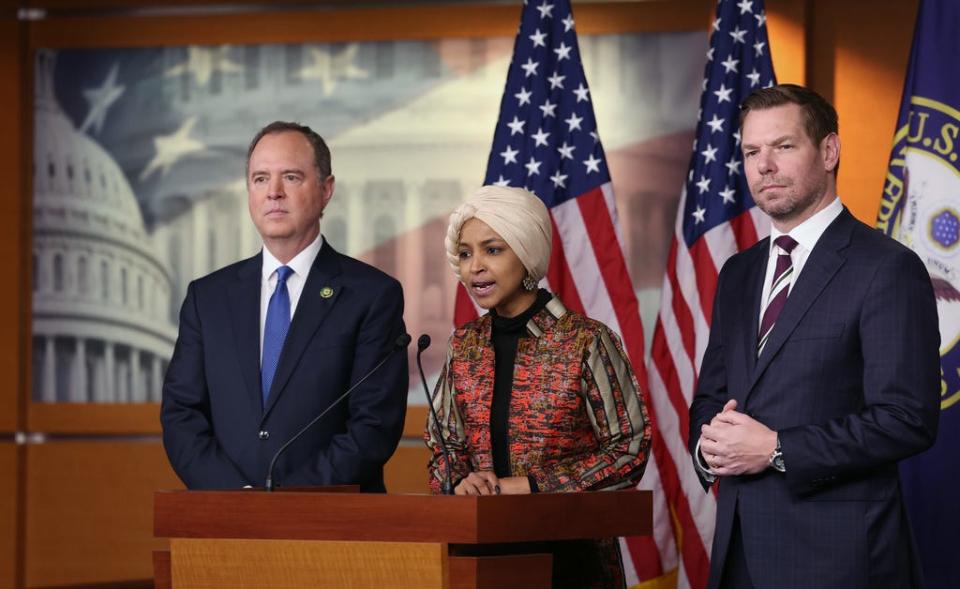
[320,286,334,299]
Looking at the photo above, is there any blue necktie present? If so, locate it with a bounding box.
[261,265,293,407]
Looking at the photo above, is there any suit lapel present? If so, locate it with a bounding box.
[262,241,343,419]
[739,242,768,386]
[748,209,853,393]
[227,254,264,415]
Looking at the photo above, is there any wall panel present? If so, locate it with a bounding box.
[0,443,18,589]
[23,441,181,588]
[811,0,920,224]
[0,12,24,435]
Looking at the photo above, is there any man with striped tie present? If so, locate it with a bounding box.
[689,85,940,588]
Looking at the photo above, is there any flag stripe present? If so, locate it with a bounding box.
[551,198,621,334]
[649,358,718,574]
[547,214,588,315]
[577,185,647,361]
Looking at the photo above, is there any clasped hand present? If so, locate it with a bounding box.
[699,399,777,476]
[454,471,532,495]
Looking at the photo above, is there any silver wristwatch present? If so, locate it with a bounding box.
[769,435,785,472]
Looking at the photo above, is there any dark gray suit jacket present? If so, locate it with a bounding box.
[689,209,940,589]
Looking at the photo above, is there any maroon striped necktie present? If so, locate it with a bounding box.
[758,235,798,355]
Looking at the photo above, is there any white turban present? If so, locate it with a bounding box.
[445,185,552,282]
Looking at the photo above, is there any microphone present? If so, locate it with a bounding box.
[417,334,455,495]
[265,333,411,492]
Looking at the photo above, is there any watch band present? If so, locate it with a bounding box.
[769,435,785,472]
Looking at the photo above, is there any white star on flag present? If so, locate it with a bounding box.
[531,127,550,147]
[299,44,369,97]
[754,40,766,56]
[573,83,590,102]
[696,174,711,194]
[539,100,558,117]
[738,0,753,14]
[719,186,737,203]
[529,29,547,48]
[725,157,742,175]
[548,72,566,89]
[140,116,207,181]
[549,170,568,188]
[707,114,725,133]
[521,58,539,77]
[714,84,733,103]
[583,154,601,173]
[554,42,573,61]
[721,55,739,73]
[536,1,554,19]
[692,205,707,223]
[730,26,747,44]
[562,13,575,31]
[747,68,761,87]
[494,175,511,187]
[565,112,584,131]
[557,142,575,159]
[80,62,125,135]
[507,116,526,135]
[525,156,542,176]
[165,46,242,87]
[701,144,718,163]
[500,145,519,164]
[515,87,533,106]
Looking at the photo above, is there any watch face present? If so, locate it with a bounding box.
[772,454,785,472]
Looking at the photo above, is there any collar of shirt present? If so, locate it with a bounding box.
[768,196,844,257]
[262,233,325,285]
[758,198,843,325]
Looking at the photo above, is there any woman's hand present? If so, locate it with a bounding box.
[454,473,532,495]
[455,471,500,495]
[498,476,532,495]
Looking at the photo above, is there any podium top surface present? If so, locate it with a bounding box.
[154,489,652,544]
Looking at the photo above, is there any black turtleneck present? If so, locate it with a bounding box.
[489,288,552,483]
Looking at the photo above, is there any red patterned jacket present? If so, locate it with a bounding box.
[425,294,651,494]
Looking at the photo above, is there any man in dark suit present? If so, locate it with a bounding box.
[161,121,408,491]
[689,85,940,588]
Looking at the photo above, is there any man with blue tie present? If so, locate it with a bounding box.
[161,121,408,491]
[689,85,940,588]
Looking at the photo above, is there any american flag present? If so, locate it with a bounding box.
[647,0,775,587]
[453,0,672,584]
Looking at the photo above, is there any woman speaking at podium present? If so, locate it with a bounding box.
[425,185,652,589]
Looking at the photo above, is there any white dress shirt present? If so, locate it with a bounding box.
[259,233,324,364]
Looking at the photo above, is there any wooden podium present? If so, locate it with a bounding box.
[153,489,652,589]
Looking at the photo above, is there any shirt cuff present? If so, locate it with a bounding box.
[694,438,717,483]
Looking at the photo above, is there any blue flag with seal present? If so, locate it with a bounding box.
[876,0,960,586]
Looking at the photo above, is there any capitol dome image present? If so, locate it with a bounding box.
[31,51,177,403]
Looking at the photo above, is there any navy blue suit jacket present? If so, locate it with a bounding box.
[689,209,940,589]
[161,241,408,491]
